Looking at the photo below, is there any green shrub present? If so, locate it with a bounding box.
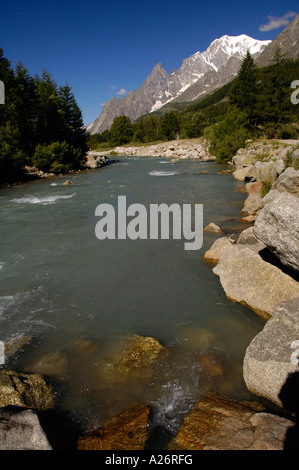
[32,141,84,173]
[261,181,272,197]
[205,106,249,162]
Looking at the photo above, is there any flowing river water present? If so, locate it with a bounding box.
[0,156,265,446]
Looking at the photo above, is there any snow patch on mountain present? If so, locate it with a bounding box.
[88,34,271,134]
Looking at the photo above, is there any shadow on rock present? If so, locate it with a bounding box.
[279,370,299,450]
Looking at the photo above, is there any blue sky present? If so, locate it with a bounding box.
[0,0,298,126]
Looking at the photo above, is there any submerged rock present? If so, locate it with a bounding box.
[169,392,293,450]
[77,404,150,450]
[116,334,167,368]
[0,370,55,410]
[95,334,168,389]
[243,297,299,408]
[24,351,68,377]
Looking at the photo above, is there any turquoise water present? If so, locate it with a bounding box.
[0,156,265,439]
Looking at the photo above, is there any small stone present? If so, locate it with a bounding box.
[203,222,223,234]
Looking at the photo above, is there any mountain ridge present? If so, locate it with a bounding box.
[87,33,271,135]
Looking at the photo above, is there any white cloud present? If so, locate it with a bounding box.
[259,11,297,32]
[117,88,127,96]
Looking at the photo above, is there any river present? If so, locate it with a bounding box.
[0,156,265,443]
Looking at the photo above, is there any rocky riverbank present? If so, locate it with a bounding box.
[87,137,216,161]
[203,139,299,434]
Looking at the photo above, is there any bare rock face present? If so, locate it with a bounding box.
[212,245,299,320]
[0,370,55,410]
[254,192,299,272]
[243,297,299,408]
[169,392,293,450]
[77,404,150,450]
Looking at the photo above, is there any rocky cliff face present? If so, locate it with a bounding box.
[256,14,299,67]
[87,34,271,135]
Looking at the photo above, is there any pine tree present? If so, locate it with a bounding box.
[35,69,62,144]
[14,62,38,157]
[58,83,87,153]
[110,115,134,145]
[229,51,258,130]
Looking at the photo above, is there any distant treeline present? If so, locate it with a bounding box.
[89,51,299,162]
[0,48,88,184]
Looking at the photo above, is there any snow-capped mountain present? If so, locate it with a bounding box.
[87,34,271,135]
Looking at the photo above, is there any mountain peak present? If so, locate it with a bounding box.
[88,33,272,134]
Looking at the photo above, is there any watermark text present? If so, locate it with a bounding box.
[95,196,203,251]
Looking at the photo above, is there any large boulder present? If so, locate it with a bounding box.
[243,297,299,408]
[253,192,299,272]
[0,370,55,410]
[254,161,278,183]
[272,167,299,197]
[77,404,150,450]
[0,408,52,450]
[169,392,293,450]
[212,245,299,320]
[233,166,255,181]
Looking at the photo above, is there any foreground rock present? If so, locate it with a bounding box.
[169,392,293,450]
[243,297,299,408]
[77,404,150,450]
[0,370,55,410]
[254,192,299,272]
[0,408,52,450]
[212,245,299,320]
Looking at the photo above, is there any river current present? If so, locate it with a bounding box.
[0,156,265,443]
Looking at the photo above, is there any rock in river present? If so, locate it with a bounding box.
[0,370,55,410]
[0,408,52,450]
[212,245,299,320]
